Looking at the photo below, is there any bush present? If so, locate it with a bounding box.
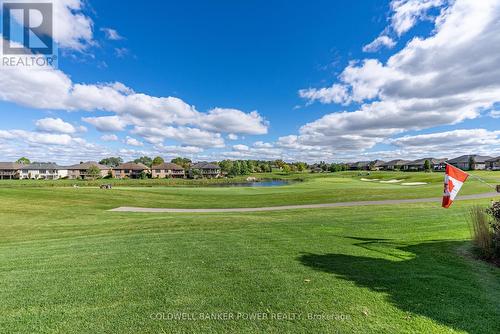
[486,201,500,257]
[470,201,500,260]
[469,205,494,259]
[493,224,500,258]
[486,201,500,222]
[424,159,432,172]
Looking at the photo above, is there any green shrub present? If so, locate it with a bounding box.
[486,201,500,257]
[486,201,500,222]
[424,160,432,172]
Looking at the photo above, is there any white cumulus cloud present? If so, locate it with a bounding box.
[390,0,446,36]
[298,84,350,105]
[35,117,77,134]
[362,35,396,52]
[100,27,123,40]
[125,136,143,147]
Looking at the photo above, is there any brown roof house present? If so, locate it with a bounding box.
[447,155,493,171]
[67,161,111,179]
[370,160,386,171]
[347,160,385,171]
[189,162,221,178]
[151,162,185,178]
[402,158,448,171]
[112,162,150,179]
[380,160,411,171]
[0,162,24,179]
[347,161,371,170]
[486,156,500,171]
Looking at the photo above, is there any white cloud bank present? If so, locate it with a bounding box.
[296,0,500,157]
[0,67,269,139]
[0,0,498,163]
[390,129,500,154]
[0,8,268,154]
[0,0,268,156]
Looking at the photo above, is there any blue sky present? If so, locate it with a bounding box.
[0,0,499,163]
[65,1,387,137]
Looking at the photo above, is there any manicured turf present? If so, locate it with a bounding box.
[0,172,499,333]
[0,171,498,210]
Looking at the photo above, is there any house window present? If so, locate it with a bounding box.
[155,170,161,173]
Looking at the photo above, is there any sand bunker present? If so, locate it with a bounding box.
[380,179,402,183]
[360,178,425,185]
[361,178,403,184]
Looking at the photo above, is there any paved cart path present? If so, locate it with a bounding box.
[109,192,499,213]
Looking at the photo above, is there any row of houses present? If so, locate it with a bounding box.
[347,155,500,171]
[0,161,222,180]
[1,154,499,180]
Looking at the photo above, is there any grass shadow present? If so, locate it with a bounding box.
[299,239,500,334]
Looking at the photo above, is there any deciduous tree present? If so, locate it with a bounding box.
[16,157,30,164]
[152,156,165,166]
[99,157,123,167]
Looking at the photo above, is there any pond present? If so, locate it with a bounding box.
[208,180,294,187]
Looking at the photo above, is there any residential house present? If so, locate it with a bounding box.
[309,163,326,173]
[67,161,111,179]
[0,162,23,179]
[370,160,386,171]
[310,166,323,173]
[347,161,371,170]
[112,162,150,179]
[486,156,500,170]
[447,155,493,170]
[402,158,448,171]
[151,162,185,178]
[20,163,68,180]
[189,162,221,178]
[270,164,282,172]
[380,160,411,171]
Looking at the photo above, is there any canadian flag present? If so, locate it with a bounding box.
[442,164,469,208]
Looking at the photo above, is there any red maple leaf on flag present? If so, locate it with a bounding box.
[442,164,469,208]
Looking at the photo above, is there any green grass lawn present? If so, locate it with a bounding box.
[0,172,499,333]
[0,171,498,210]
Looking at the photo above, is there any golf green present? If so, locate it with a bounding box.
[0,172,499,333]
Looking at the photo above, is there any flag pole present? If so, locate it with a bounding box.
[444,162,497,190]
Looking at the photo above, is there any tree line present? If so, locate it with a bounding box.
[14,156,350,176]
